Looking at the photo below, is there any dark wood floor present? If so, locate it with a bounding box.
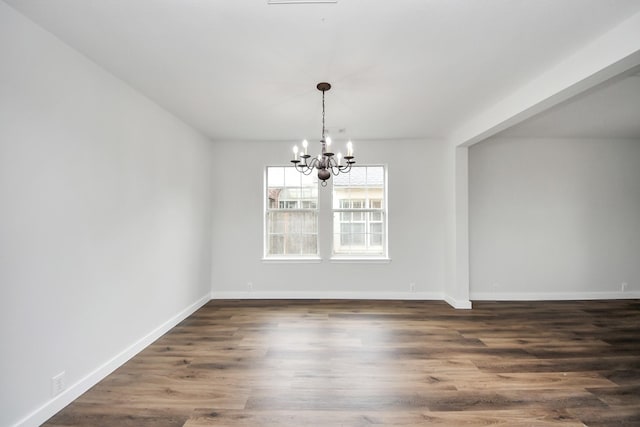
[45,299,640,426]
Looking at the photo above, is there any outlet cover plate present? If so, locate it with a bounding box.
[52,371,66,396]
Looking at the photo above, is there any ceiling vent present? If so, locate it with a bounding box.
[268,0,337,4]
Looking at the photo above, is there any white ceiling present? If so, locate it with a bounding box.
[4,0,640,142]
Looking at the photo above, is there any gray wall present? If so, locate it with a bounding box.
[0,4,214,426]
[469,137,640,299]
[210,139,449,298]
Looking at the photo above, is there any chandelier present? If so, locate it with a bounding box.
[291,82,355,186]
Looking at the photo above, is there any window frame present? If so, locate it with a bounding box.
[263,166,321,261]
[263,164,389,263]
[331,165,389,260]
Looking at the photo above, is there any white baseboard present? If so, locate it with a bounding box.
[443,294,473,309]
[211,291,475,310]
[15,293,211,427]
[211,290,444,301]
[212,290,639,307]
[470,291,640,301]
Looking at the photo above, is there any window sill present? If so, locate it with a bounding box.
[330,257,391,264]
[262,257,322,264]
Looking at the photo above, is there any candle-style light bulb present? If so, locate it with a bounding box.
[293,145,299,159]
[337,152,342,165]
[302,139,308,155]
[326,136,332,147]
[347,140,353,156]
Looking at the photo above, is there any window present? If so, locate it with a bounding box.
[264,165,387,260]
[332,166,386,256]
[265,167,318,257]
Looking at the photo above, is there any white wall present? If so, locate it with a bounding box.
[469,137,640,299]
[0,4,214,426]
[210,139,448,298]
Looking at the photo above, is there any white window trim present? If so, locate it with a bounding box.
[330,164,389,260]
[263,164,389,263]
[264,166,320,259]
[330,256,391,263]
[262,256,322,263]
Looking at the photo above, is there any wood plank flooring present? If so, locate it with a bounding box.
[45,299,640,426]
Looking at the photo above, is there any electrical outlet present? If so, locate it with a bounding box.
[409,282,416,292]
[621,282,628,292]
[247,282,253,292]
[51,371,66,396]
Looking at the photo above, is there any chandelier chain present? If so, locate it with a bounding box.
[321,89,326,140]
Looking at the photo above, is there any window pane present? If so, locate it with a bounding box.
[333,170,351,186]
[269,235,284,255]
[267,167,284,187]
[284,233,301,254]
[352,223,365,245]
[266,166,318,257]
[269,212,286,233]
[267,211,318,255]
[370,223,382,234]
[302,211,317,233]
[332,165,386,256]
[340,233,351,246]
[284,167,301,187]
[301,235,317,254]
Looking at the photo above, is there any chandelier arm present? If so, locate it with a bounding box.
[301,156,311,170]
[307,157,321,173]
[307,155,319,169]
[327,158,341,176]
[302,168,314,176]
[338,162,353,174]
[294,157,316,175]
